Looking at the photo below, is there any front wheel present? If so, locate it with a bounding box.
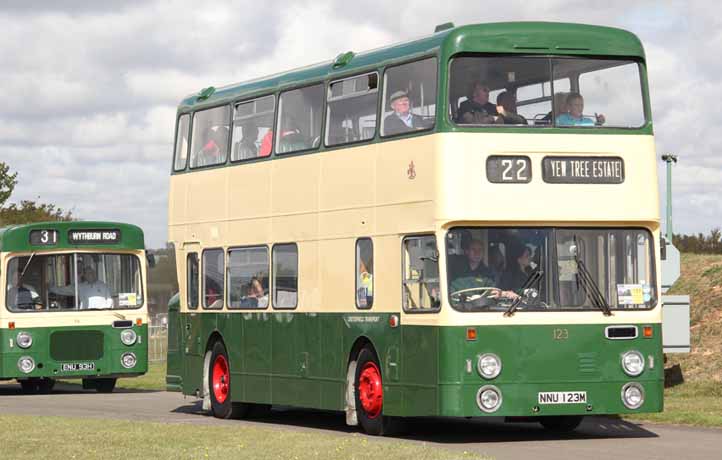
[37,378,55,394]
[539,415,584,433]
[95,378,117,393]
[19,379,39,394]
[209,341,247,419]
[354,347,390,436]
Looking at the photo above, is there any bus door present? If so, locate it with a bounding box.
[180,243,205,393]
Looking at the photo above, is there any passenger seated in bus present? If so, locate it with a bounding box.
[6,268,42,310]
[496,91,527,125]
[500,243,533,291]
[196,127,227,166]
[449,238,518,300]
[235,123,259,160]
[456,82,499,124]
[383,90,429,135]
[540,92,568,125]
[357,249,374,308]
[245,277,268,308]
[556,92,606,127]
[275,116,307,153]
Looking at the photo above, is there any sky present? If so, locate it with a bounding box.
[1,0,720,248]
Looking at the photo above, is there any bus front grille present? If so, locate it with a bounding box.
[50,331,105,361]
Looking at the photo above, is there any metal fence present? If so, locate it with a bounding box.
[149,324,168,363]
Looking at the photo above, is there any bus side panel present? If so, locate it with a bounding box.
[317,313,344,410]
[181,312,212,396]
[399,324,439,416]
[241,312,272,403]
[165,294,183,391]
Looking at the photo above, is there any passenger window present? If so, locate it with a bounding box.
[575,61,645,128]
[173,114,190,171]
[276,84,324,154]
[228,246,269,309]
[231,95,275,161]
[402,235,440,312]
[381,57,437,137]
[272,244,298,309]
[202,249,224,309]
[326,73,378,146]
[189,106,230,168]
[187,253,198,310]
[355,238,374,309]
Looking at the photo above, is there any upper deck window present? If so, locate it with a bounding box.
[231,95,275,161]
[381,57,437,137]
[449,56,645,129]
[276,84,324,154]
[190,106,230,168]
[325,73,378,147]
[173,114,190,171]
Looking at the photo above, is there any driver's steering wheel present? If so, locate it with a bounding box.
[450,286,499,303]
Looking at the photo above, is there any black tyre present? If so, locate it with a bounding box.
[208,341,248,419]
[95,378,117,393]
[19,379,39,394]
[37,378,55,394]
[539,415,584,433]
[354,347,390,436]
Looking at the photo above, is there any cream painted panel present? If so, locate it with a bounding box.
[317,238,354,312]
[320,144,377,210]
[297,240,320,310]
[227,218,272,246]
[371,235,402,314]
[377,136,435,205]
[319,208,375,240]
[185,168,228,223]
[227,162,272,221]
[272,155,320,215]
[376,202,434,235]
[271,214,318,243]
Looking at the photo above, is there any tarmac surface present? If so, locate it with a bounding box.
[1,382,720,459]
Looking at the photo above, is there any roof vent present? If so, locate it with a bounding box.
[197,86,215,101]
[434,22,454,33]
[333,51,355,69]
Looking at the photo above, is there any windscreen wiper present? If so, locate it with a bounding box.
[504,270,544,317]
[18,252,36,283]
[574,256,612,316]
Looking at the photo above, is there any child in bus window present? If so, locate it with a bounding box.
[556,93,606,127]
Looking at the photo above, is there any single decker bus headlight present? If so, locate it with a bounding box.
[621,350,645,377]
[622,382,645,409]
[476,385,503,413]
[121,352,137,369]
[16,332,33,349]
[120,329,137,346]
[477,353,502,379]
[18,356,35,374]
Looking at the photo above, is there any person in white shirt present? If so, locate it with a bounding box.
[51,266,113,309]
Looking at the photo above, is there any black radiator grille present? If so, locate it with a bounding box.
[50,330,105,361]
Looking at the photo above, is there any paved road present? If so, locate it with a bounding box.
[1,382,720,460]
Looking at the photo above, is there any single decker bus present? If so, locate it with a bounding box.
[167,21,663,435]
[1,221,149,393]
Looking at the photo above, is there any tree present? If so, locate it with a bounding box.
[0,161,18,208]
[0,200,73,225]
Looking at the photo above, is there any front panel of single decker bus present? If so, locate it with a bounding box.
[426,27,662,418]
[0,224,149,386]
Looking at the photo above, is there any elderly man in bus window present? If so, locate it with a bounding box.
[383,90,428,136]
[457,81,499,124]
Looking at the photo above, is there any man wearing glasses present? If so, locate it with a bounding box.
[457,81,499,124]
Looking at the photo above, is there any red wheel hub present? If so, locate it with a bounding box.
[358,361,383,419]
[212,354,230,404]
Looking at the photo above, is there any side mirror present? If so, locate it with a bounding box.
[660,236,667,261]
[146,253,156,268]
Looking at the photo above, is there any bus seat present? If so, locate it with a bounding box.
[277,132,309,153]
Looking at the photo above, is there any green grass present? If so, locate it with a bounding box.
[625,381,722,427]
[116,362,166,391]
[0,414,491,460]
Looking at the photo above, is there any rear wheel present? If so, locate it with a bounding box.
[209,340,248,419]
[95,378,117,393]
[539,415,584,433]
[354,347,389,436]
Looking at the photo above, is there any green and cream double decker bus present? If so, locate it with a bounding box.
[167,22,662,435]
[1,222,149,393]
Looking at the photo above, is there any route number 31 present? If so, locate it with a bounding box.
[486,156,532,183]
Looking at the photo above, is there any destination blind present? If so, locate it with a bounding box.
[68,229,121,244]
[542,156,624,184]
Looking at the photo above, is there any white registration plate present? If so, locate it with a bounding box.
[61,362,96,372]
[538,391,587,405]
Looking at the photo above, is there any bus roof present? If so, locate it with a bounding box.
[180,21,644,112]
[0,221,145,253]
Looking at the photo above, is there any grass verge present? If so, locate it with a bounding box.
[0,414,491,460]
[625,381,722,428]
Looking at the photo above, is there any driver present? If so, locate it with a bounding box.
[450,239,518,300]
[6,268,42,310]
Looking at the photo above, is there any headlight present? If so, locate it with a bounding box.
[121,352,137,369]
[16,332,33,349]
[476,385,503,413]
[477,353,502,379]
[18,356,35,374]
[621,350,645,377]
[621,382,645,409]
[120,329,137,346]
